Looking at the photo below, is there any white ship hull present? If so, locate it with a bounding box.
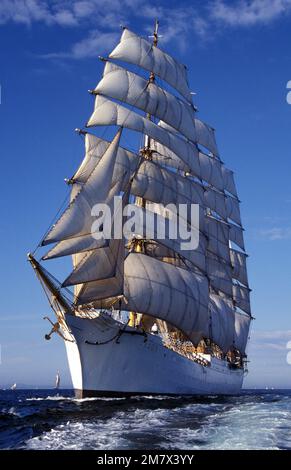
[64,313,244,398]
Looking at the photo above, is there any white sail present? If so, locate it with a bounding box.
[159,118,218,156]
[204,187,227,220]
[133,160,203,206]
[124,253,209,344]
[63,240,123,287]
[76,253,209,345]
[234,311,251,353]
[229,222,245,251]
[150,141,224,190]
[139,240,198,268]
[95,62,196,142]
[87,96,203,176]
[205,216,231,264]
[109,28,191,102]
[73,133,137,185]
[230,249,248,286]
[221,166,238,198]
[198,153,224,191]
[132,160,228,221]
[45,192,232,269]
[42,129,123,246]
[75,191,129,303]
[73,133,110,183]
[73,134,227,218]
[46,205,206,273]
[131,205,205,268]
[135,162,237,224]
[43,134,114,260]
[225,195,241,226]
[59,190,203,277]
[79,140,231,228]
[43,235,106,260]
[233,284,251,315]
[209,294,235,353]
[76,276,123,305]
[192,119,218,156]
[206,252,233,296]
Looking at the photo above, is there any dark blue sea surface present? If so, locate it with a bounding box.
[0,389,291,450]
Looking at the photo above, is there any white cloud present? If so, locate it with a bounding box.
[249,329,291,351]
[54,9,78,26]
[40,30,118,59]
[0,0,52,25]
[1,1,291,58]
[73,1,96,18]
[69,30,119,59]
[257,227,291,240]
[210,0,291,27]
[252,329,291,340]
[0,0,128,26]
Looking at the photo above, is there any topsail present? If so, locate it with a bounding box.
[109,28,191,102]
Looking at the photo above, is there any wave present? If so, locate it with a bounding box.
[1,390,291,450]
[25,395,127,403]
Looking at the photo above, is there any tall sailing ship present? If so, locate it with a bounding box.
[29,22,252,397]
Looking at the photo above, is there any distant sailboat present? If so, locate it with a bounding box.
[10,383,17,391]
[55,371,60,390]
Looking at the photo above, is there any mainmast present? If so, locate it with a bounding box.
[143,19,159,156]
[129,20,159,328]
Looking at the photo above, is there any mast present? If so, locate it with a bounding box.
[143,19,159,156]
[129,20,159,328]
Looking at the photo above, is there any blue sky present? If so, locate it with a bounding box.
[0,0,291,388]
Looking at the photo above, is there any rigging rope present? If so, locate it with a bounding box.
[32,187,71,256]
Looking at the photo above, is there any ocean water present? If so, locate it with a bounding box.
[0,389,291,450]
